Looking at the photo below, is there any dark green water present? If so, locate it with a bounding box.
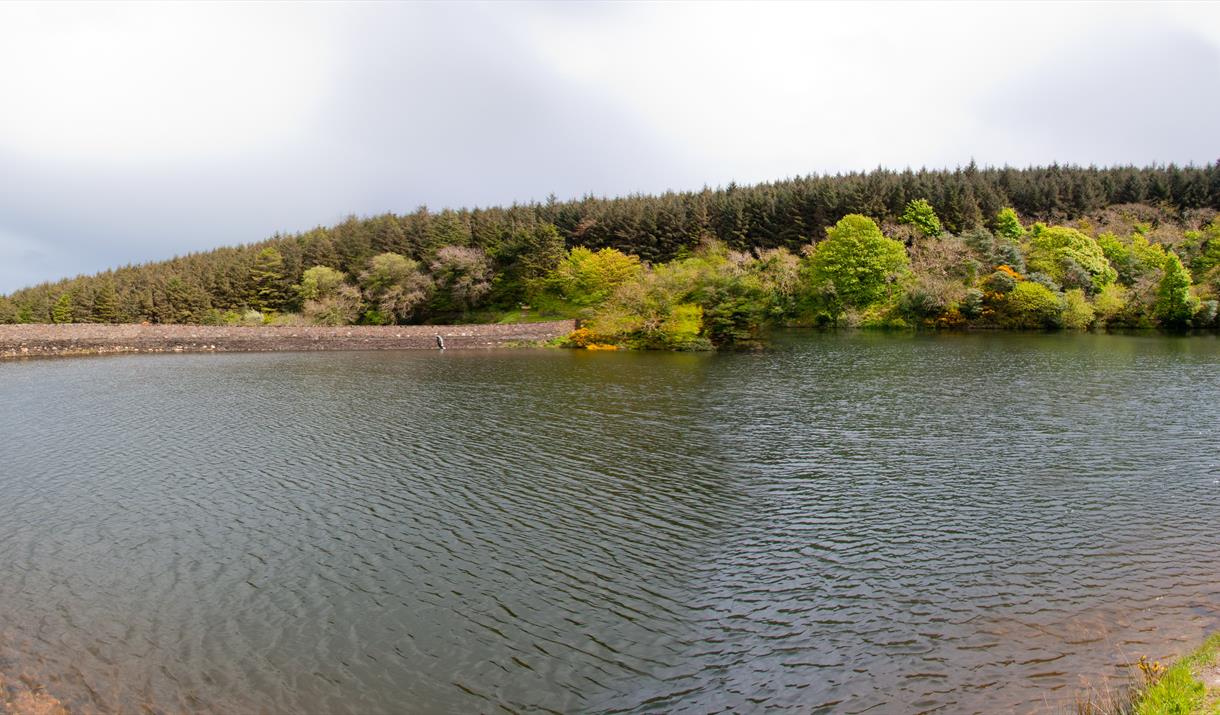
[1,332,1218,714]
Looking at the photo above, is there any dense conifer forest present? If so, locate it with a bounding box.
[3,163,1219,347]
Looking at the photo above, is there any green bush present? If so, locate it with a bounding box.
[1001,281,1063,329]
[1026,224,1117,293]
[1061,289,1095,330]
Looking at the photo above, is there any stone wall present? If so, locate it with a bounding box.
[0,321,576,360]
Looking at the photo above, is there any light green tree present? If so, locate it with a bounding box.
[1155,252,1196,329]
[993,207,1025,242]
[550,247,643,306]
[805,215,909,309]
[899,199,942,237]
[297,266,349,302]
[50,292,74,324]
[1026,224,1117,293]
[297,266,360,325]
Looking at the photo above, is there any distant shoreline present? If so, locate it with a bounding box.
[0,321,575,360]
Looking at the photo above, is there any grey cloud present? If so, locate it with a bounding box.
[0,4,690,293]
[977,24,1220,166]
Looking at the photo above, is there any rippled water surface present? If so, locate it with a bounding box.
[2,332,1219,714]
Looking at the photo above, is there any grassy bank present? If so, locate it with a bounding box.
[1078,634,1220,715]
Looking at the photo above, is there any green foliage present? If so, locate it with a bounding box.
[1001,281,1063,329]
[551,247,643,306]
[1188,218,1220,277]
[359,253,432,324]
[1026,224,1117,293]
[297,266,348,302]
[583,246,777,349]
[1193,299,1218,328]
[490,223,567,304]
[899,199,942,237]
[429,246,492,316]
[297,266,361,326]
[805,215,909,310]
[982,267,1019,294]
[1061,288,1095,330]
[91,281,120,323]
[3,163,1220,340]
[993,207,1025,241]
[51,292,74,324]
[1155,252,1196,330]
[660,303,705,349]
[1093,283,1127,325]
[249,247,290,312]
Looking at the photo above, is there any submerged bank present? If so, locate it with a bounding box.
[0,321,575,360]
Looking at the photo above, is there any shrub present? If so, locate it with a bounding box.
[1061,289,1096,330]
[1092,283,1127,324]
[660,303,706,349]
[304,285,362,326]
[959,288,984,318]
[982,269,1018,294]
[1193,300,1218,328]
[1001,281,1063,329]
[1026,224,1117,293]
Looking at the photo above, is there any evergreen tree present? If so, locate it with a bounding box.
[249,247,289,312]
[0,296,17,324]
[51,292,74,323]
[91,281,120,323]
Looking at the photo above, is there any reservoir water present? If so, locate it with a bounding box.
[1,332,1218,713]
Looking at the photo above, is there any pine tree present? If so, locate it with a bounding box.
[249,247,289,312]
[92,281,120,323]
[51,292,74,324]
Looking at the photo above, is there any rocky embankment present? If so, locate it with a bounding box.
[0,321,576,360]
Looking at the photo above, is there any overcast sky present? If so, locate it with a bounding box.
[2,1,1218,293]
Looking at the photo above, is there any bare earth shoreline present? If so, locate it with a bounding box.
[0,321,576,360]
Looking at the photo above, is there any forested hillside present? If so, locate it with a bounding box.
[2,163,1219,345]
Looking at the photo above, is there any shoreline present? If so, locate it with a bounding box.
[0,321,575,361]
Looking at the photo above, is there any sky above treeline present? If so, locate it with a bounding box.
[1,1,1219,294]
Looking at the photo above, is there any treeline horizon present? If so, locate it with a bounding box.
[3,161,1219,331]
